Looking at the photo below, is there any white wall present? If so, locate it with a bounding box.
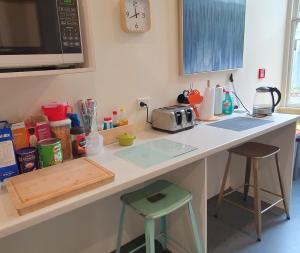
[0,0,288,125]
[0,0,289,252]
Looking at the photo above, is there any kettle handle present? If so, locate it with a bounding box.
[269,87,282,112]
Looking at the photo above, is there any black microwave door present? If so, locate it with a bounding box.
[0,0,62,55]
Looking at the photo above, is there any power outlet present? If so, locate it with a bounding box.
[137,97,150,109]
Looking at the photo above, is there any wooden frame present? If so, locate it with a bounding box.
[119,0,151,33]
[0,0,96,79]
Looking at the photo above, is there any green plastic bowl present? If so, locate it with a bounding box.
[117,133,136,146]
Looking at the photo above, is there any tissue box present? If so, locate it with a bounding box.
[0,121,19,182]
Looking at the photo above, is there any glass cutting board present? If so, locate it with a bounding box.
[115,139,197,168]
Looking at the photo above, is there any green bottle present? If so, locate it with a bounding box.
[223,91,233,115]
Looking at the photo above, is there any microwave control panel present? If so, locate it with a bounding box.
[58,0,82,50]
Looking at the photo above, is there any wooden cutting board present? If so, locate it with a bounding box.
[5,158,115,215]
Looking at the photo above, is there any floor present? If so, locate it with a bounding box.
[207,180,300,253]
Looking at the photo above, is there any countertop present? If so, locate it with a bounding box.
[0,113,298,239]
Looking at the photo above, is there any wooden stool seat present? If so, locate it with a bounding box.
[215,142,290,242]
[229,142,280,159]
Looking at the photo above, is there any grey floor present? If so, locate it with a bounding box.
[207,180,300,253]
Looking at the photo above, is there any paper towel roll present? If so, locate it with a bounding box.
[199,81,215,121]
[214,85,224,115]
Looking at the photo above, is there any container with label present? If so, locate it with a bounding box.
[38,138,63,168]
[11,122,29,150]
[71,127,86,158]
[50,119,72,160]
[16,148,38,174]
[223,91,234,115]
[0,121,19,182]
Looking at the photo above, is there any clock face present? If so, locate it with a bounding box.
[122,0,151,33]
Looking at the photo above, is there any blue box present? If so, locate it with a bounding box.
[0,121,19,182]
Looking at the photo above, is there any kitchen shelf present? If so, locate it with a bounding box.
[0,0,95,79]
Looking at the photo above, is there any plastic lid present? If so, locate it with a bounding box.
[70,126,85,135]
[104,117,112,121]
[120,107,125,112]
[113,111,118,115]
[50,118,71,127]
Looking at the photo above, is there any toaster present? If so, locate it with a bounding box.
[151,105,195,133]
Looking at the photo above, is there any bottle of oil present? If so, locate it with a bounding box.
[118,107,128,126]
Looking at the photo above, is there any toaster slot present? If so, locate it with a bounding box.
[185,109,193,122]
[175,112,182,125]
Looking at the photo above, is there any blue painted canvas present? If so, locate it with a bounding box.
[182,0,246,74]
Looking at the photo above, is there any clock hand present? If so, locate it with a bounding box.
[129,12,140,19]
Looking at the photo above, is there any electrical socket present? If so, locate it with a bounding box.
[137,97,150,109]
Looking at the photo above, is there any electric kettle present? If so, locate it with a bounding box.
[253,87,281,116]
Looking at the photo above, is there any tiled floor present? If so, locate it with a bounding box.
[207,180,300,253]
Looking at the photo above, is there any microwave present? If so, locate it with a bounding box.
[0,0,84,69]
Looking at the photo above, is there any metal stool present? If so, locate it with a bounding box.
[116,180,204,253]
[215,142,290,241]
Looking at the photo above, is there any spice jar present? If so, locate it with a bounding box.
[71,126,86,158]
[50,119,72,160]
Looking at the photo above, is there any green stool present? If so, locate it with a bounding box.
[116,180,204,253]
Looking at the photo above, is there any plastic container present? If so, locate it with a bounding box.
[117,133,136,146]
[223,91,233,115]
[86,131,104,157]
[118,107,128,126]
[103,117,113,130]
[16,148,38,174]
[112,111,119,128]
[71,126,86,158]
[42,103,72,121]
[50,119,72,160]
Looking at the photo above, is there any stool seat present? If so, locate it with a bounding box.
[229,142,280,159]
[121,180,192,219]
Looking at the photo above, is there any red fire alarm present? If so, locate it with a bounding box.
[258,68,266,79]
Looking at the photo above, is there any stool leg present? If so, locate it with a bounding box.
[160,216,167,250]
[244,157,252,201]
[275,153,290,219]
[116,203,126,253]
[188,201,204,253]
[145,219,155,253]
[215,153,232,218]
[253,159,262,241]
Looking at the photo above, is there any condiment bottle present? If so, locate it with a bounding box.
[118,107,128,126]
[103,117,113,130]
[71,126,86,158]
[223,91,233,115]
[112,111,119,128]
[28,127,38,148]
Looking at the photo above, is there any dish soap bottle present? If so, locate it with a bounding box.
[223,91,233,115]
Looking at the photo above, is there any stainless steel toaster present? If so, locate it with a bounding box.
[151,105,195,133]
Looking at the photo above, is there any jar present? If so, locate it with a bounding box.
[71,126,86,158]
[50,119,72,160]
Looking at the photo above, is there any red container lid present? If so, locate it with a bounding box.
[104,117,112,121]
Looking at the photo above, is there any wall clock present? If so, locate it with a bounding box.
[120,0,151,33]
